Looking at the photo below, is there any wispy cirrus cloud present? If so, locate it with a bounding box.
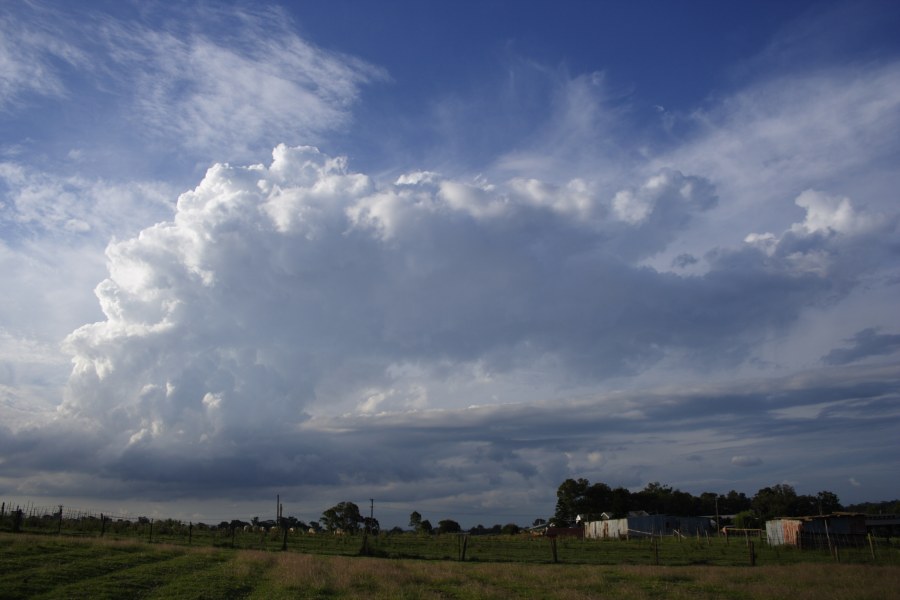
[0,6,86,109]
[95,5,385,161]
[1,3,385,175]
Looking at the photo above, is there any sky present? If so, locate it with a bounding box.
[1,0,899,528]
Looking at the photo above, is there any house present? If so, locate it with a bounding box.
[583,514,711,539]
[765,513,867,549]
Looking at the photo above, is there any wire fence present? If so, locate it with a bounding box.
[1,500,898,567]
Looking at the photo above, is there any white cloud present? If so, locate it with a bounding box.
[50,142,895,468]
[791,189,876,236]
[0,3,384,183]
[0,163,174,238]
[731,456,763,468]
[0,8,85,108]
[96,6,385,162]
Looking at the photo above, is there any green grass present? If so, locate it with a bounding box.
[1,533,899,599]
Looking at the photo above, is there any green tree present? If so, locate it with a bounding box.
[721,490,752,514]
[816,490,842,514]
[501,523,521,535]
[437,519,461,534]
[608,486,632,517]
[752,484,798,519]
[553,478,589,525]
[553,478,614,524]
[363,516,380,535]
[409,511,433,534]
[320,501,363,533]
[698,492,720,516]
[733,510,759,529]
[793,494,818,516]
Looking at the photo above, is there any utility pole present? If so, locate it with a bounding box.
[370,498,374,521]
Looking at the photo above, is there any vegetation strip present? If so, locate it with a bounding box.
[1,534,898,599]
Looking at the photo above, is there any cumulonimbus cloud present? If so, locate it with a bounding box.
[57,144,893,463]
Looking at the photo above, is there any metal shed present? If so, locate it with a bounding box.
[766,513,867,549]
[584,515,712,539]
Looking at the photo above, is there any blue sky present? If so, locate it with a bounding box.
[1,0,899,527]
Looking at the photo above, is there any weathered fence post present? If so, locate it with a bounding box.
[57,505,64,534]
[749,541,756,566]
[100,514,106,537]
[148,519,153,543]
[460,534,468,562]
[13,507,23,533]
[189,522,193,545]
[868,534,876,561]
[359,530,369,555]
[550,537,558,563]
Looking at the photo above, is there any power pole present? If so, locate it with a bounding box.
[370,498,374,521]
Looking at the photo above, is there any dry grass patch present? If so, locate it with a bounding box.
[2,533,898,599]
[246,553,900,600]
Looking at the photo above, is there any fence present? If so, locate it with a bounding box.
[2,501,898,567]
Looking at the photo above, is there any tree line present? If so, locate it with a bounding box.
[551,478,886,528]
[217,485,898,536]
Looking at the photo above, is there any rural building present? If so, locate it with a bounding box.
[865,514,900,537]
[583,514,712,539]
[766,513,867,549]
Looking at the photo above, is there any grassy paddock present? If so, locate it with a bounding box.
[1,533,899,599]
[189,528,900,567]
[4,512,897,567]
[3,524,899,566]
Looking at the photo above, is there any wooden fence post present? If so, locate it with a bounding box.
[550,537,558,563]
[189,522,193,546]
[359,530,369,556]
[459,534,468,561]
[868,534,876,561]
[654,537,660,565]
[57,505,64,534]
[749,541,756,566]
[148,519,153,543]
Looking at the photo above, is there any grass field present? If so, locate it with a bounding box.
[2,533,899,599]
